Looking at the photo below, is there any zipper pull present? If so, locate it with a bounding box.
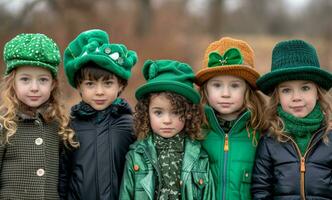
[224,134,229,152]
[300,157,305,172]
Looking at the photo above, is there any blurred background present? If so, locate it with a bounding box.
[0,0,331,108]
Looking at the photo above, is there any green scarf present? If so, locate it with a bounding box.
[153,133,184,200]
[277,103,324,155]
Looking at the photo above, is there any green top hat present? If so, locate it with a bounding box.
[63,29,138,88]
[135,60,200,104]
[257,39,332,94]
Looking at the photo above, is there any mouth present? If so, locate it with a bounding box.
[218,102,233,107]
[28,96,41,101]
[94,100,107,105]
[290,106,305,111]
[160,128,174,132]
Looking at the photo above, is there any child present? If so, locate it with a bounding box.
[195,37,266,200]
[58,29,137,200]
[119,59,215,199]
[0,33,78,199]
[252,39,332,199]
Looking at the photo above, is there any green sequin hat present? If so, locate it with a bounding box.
[3,33,61,77]
[63,29,138,88]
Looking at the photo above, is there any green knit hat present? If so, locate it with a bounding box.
[135,60,200,104]
[3,33,60,77]
[63,29,138,87]
[257,39,332,95]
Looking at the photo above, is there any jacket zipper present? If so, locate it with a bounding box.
[280,130,321,200]
[212,111,247,200]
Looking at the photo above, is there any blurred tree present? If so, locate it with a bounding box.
[208,0,224,37]
[135,0,152,37]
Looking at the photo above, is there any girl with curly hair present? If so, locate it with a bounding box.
[0,33,78,199]
[120,59,215,200]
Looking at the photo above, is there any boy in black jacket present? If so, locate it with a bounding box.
[59,29,137,200]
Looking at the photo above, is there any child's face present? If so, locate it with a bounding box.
[278,80,318,118]
[205,75,246,121]
[78,75,123,111]
[149,93,185,138]
[14,66,54,108]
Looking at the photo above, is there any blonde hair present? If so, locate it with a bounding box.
[200,81,267,141]
[264,85,332,143]
[0,70,79,148]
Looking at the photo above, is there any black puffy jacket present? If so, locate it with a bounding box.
[59,99,136,200]
[251,127,332,200]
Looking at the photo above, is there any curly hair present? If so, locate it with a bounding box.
[134,92,204,140]
[0,70,79,148]
[265,85,332,143]
[199,82,267,136]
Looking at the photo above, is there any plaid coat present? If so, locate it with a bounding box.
[0,113,61,200]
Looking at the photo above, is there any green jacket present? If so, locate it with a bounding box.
[119,135,215,200]
[202,106,260,200]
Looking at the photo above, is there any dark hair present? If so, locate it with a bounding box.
[134,91,204,140]
[74,62,128,92]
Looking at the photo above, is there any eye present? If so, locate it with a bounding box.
[280,88,291,93]
[104,80,113,87]
[212,82,221,88]
[154,110,162,116]
[302,85,311,91]
[231,83,240,88]
[19,77,29,82]
[39,77,50,83]
[84,81,94,87]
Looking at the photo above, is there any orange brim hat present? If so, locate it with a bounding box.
[195,37,260,89]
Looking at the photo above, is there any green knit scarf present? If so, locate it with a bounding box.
[277,103,324,155]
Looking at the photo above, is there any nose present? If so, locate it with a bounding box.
[30,80,39,92]
[96,83,104,95]
[292,89,302,102]
[221,86,230,97]
[163,114,172,124]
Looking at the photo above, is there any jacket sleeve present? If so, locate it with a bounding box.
[111,114,136,186]
[203,167,215,200]
[251,136,274,200]
[58,146,72,200]
[119,151,135,200]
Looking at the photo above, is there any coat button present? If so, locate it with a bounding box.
[36,168,45,176]
[198,178,204,185]
[179,180,183,186]
[35,138,43,145]
[133,164,139,171]
[34,120,41,126]
[245,173,249,177]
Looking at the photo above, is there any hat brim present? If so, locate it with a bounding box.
[195,65,260,89]
[257,66,332,95]
[135,81,201,104]
[5,60,58,77]
[65,54,129,88]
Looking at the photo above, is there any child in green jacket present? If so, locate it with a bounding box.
[120,59,215,200]
[195,37,266,200]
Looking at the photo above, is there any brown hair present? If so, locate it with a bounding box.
[74,62,127,95]
[0,70,79,148]
[134,92,204,140]
[264,85,332,143]
[200,81,267,135]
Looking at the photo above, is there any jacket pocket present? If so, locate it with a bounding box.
[192,171,208,200]
[240,169,252,200]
